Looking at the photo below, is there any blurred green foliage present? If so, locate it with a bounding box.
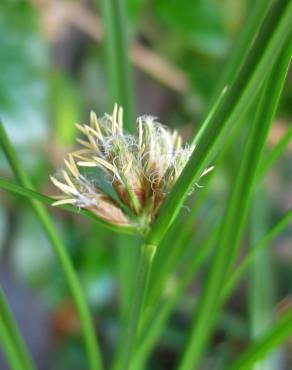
[0,1,48,148]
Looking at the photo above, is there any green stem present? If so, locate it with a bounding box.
[222,209,292,301]
[0,317,24,370]
[147,202,219,309]
[0,123,103,370]
[248,190,275,370]
[0,288,36,370]
[116,234,139,321]
[131,231,216,370]
[100,0,135,130]
[227,310,292,370]
[257,124,292,180]
[115,243,157,370]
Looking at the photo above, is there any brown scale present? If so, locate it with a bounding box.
[88,195,130,225]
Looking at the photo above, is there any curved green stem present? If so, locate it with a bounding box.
[0,316,24,370]
[115,243,156,370]
[0,288,36,370]
[0,122,103,370]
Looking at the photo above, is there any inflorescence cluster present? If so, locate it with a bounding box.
[51,105,212,230]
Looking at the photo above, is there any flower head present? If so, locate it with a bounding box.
[50,104,212,232]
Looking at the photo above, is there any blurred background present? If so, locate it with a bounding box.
[0,0,291,369]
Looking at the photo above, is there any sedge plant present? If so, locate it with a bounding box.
[0,0,291,370]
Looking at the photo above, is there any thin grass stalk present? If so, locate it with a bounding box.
[257,125,292,179]
[0,288,36,370]
[0,317,24,370]
[146,202,202,307]
[147,0,292,246]
[114,243,156,370]
[140,207,220,336]
[249,190,275,370]
[222,209,292,301]
[226,309,292,370]
[116,235,140,321]
[0,123,103,370]
[177,36,292,370]
[147,202,219,309]
[100,0,135,129]
[146,179,212,307]
[130,230,217,370]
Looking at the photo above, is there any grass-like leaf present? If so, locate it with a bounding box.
[114,244,156,370]
[177,33,292,370]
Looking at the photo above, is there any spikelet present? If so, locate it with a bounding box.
[50,105,213,228]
